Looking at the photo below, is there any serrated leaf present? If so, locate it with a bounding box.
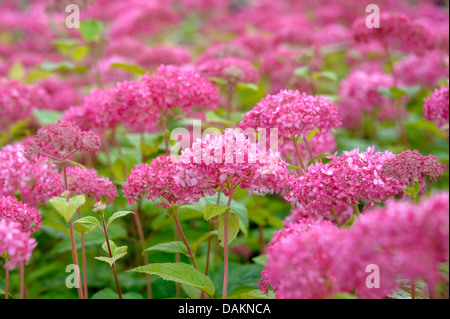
[106,211,134,230]
[192,231,218,255]
[49,195,86,223]
[129,262,215,296]
[218,212,240,247]
[68,160,86,169]
[204,204,230,221]
[74,216,102,231]
[144,241,189,256]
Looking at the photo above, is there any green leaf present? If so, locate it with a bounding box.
[96,242,127,267]
[40,61,87,73]
[403,181,421,199]
[218,212,240,247]
[287,165,301,170]
[307,153,333,166]
[106,211,134,230]
[8,61,25,80]
[332,292,359,299]
[79,19,104,42]
[204,204,230,221]
[68,160,86,169]
[144,241,189,256]
[111,63,146,77]
[307,128,320,141]
[389,279,430,299]
[49,195,86,223]
[242,289,275,299]
[74,216,102,231]
[294,66,310,79]
[33,109,62,126]
[192,231,218,255]
[237,82,259,91]
[342,215,356,228]
[129,262,215,296]
[74,222,96,234]
[313,70,338,82]
[251,254,267,267]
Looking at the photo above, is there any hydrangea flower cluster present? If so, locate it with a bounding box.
[395,51,449,87]
[0,219,37,270]
[0,143,61,206]
[24,121,101,160]
[240,90,341,141]
[0,196,41,233]
[197,57,259,87]
[260,192,449,299]
[65,167,118,203]
[352,12,435,54]
[381,150,446,189]
[0,78,50,130]
[143,65,219,116]
[124,155,209,208]
[287,146,403,210]
[424,82,449,130]
[176,129,292,197]
[337,70,397,128]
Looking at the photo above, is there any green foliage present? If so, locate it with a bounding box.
[144,241,189,256]
[49,195,86,223]
[129,263,215,296]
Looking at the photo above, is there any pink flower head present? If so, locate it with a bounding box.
[287,146,403,209]
[143,65,219,115]
[176,128,291,197]
[338,70,397,128]
[240,90,341,141]
[0,196,42,233]
[381,150,446,188]
[124,155,207,208]
[424,82,449,130]
[197,57,259,87]
[137,45,191,69]
[352,12,435,54]
[395,51,449,87]
[0,78,50,130]
[284,200,353,227]
[345,192,449,298]
[197,43,253,64]
[65,167,118,203]
[24,121,100,160]
[0,143,61,206]
[259,219,347,299]
[0,219,37,270]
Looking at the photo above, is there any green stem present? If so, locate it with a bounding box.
[101,215,122,299]
[222,189,234,299]
[292,137,306,171]
[4,267,9,299]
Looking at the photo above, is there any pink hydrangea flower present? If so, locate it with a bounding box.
[0,78,50,130]
[143,65,219,116]
[395,51,449,87]
[0,196,41,233]
[381,149,446,189]
[240,90,341,141]
[65,167,118,203]
[197,57,259,87]
[424,82,449,130]
[337,70,397,128]
[24,121,100,160]
[287,146,403,210]
[137,45,191,69]
[0,219,37,270]
[124,155,208,208]
[0,143,61,206]
[352,12,435,54]
[176,128,291,197]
